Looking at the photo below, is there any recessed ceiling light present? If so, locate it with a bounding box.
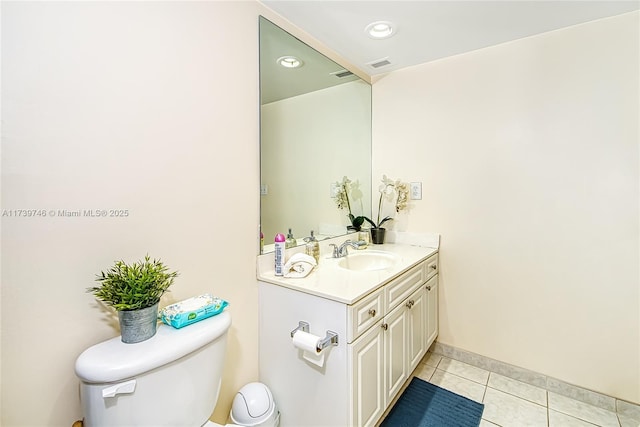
[277,56,303,68]
[365,21,395,39]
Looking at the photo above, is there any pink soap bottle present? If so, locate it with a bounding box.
[274,233,286,276]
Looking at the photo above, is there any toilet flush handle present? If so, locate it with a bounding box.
[102,379,137,398]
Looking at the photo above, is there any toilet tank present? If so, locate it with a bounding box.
[75,310,231,427]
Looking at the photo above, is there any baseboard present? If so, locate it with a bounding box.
[429,341,640,420]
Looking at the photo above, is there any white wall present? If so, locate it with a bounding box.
[373,12,639,403]
[1,2,264,425]
[261,80,372,241]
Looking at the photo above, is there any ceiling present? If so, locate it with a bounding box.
[261,1,639,77]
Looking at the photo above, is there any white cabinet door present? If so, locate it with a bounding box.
[426,276,439,348]
[383,302,408,405]
[407,286,426,373]
[350,321,385,427]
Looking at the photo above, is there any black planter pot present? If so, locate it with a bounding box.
[370,228,386,244]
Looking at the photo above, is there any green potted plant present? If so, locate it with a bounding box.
[87,255,178,343]
[363,175,410,244]
[334,176,366,232]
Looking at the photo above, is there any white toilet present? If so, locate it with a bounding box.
[75,310,235,427]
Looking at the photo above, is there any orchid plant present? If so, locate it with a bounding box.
[363,175,410,229]
[334,176,366,231]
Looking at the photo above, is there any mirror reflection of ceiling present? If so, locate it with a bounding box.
[259,17,372,251]
[262,1,640,76]
[260,18,360,104]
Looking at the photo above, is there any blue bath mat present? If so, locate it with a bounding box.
[380,377,484,427]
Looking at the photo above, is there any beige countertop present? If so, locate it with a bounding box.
[257,234,438,304]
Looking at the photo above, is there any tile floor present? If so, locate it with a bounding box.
[409,352,639,427]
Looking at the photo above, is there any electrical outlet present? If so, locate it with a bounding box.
[260,184,268,196]
[410,182,422,200]
[330,182,339,198]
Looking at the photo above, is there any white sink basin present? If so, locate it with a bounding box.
[338,251,400,272]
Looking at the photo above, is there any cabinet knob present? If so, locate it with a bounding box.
[381,323,388,330]
[368,308,376,317]
[430,265,437,270]
[405,300,414,309]
[426,285,432,291]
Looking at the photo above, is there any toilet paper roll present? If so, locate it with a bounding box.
[292,330,326,367]
[292,330,321,353]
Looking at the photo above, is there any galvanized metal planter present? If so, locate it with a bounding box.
[118,302,159,344]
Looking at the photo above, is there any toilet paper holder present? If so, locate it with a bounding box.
[290,321,310,337]
[290,321,339,352]
[318,330,339,351]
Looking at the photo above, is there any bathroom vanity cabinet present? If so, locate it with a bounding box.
[349,255,439,426]
[258,245,438,427]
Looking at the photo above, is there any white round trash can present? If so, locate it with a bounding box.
[230,382,280,427]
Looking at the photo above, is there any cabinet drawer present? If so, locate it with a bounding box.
[384,262,424,313]
[347,289,384,343]
[425,253,439,281]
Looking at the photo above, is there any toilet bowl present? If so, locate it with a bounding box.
[75,310,232,426]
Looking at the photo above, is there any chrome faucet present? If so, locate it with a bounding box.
[329,240,367,258]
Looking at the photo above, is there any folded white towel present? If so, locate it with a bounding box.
[284,253,317,278]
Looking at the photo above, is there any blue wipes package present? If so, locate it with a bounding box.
[160,294,229,329]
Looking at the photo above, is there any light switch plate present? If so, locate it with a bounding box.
[260,184,268,196]
[410,182,422,200]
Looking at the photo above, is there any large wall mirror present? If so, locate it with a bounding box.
[259,17,372,252]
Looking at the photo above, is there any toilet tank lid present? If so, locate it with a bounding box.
[75,310,231,383]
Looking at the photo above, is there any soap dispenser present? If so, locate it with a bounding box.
[285,228,297,249]
[304,230,320,264]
